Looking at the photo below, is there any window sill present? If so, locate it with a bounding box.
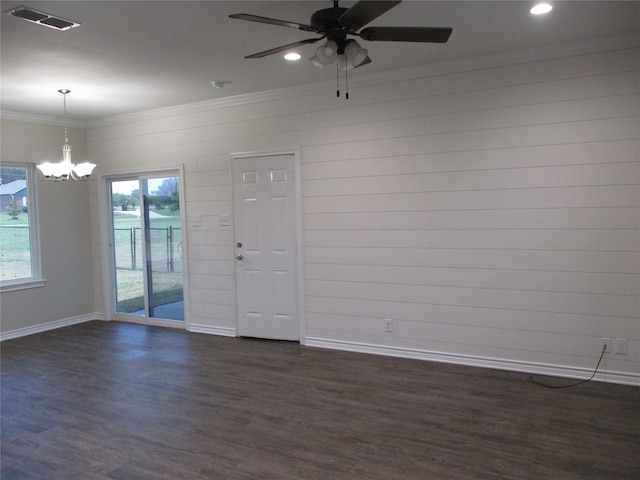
[1,279,47,293]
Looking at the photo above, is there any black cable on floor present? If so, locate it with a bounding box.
[529,344,607,389]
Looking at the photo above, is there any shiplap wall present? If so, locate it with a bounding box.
[88,47,639,381]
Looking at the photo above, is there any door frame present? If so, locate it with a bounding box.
[230,150,306,343]
[98,165,190,330]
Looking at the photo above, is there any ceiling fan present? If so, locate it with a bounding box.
[229,0,452,71]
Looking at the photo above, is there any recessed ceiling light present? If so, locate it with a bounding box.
[530,3,553,15]
[284,52,301,61]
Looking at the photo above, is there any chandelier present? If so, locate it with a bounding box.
[37,89,95,180]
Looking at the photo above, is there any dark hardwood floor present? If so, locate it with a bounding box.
[1,321,639,479]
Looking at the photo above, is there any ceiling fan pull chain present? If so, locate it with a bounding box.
[345,61,349,100]
[336,58,340,97]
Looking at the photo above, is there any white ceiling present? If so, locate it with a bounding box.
[2,1,639,123]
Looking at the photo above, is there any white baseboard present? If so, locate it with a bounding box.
[305,337,640,387]
[0,313,104,341]
[3,320,635,386]
[188,323,237,337]
[1,316,237,341]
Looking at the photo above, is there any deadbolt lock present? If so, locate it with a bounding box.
[236,242,243,248]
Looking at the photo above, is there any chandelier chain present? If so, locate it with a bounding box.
[59,89,69,143]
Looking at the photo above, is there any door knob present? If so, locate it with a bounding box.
[235,254,243,261]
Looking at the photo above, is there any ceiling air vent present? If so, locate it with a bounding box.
[8,5,80,31]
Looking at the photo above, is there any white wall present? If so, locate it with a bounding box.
[87,47,639,382]
[0,119,95,335]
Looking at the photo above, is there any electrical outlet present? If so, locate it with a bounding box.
[614,338,627,355]
[600,338,611,353]
[384,318,393,333]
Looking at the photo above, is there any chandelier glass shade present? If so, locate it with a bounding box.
[37,89,96,181]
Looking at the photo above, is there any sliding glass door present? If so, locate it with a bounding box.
[109,174,184,321]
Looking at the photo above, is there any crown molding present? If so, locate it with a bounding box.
[0,110,86,128]
[4,33,638,130]
[86,81,338,128]
[88,33,639,129]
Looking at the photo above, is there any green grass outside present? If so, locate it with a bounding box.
[1,208,183,313]
[0,212,31,281]
[111,208,183,313]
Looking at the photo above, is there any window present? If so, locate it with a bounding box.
[0,164,43,291]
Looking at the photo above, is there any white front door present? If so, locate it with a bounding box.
[232,153,300,340]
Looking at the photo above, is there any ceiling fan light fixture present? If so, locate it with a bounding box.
[340,39,368,70]
[346,39,368,67]
[321,40,338,58]
[310,40,338,68]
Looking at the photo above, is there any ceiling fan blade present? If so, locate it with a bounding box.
[338,1,402,31]
[229,13,316,32]
[244,38,323,59]
[359,26,452,43]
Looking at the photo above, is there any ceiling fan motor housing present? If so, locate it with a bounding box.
[310,7,349,31]
[311,7,350,49]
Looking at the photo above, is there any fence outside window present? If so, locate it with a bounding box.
[113,226,182,273]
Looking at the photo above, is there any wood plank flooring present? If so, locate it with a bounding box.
[1,321,639,479]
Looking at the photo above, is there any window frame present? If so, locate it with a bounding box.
[0,163,45,292]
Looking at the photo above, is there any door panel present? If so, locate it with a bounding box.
[143,177,184,320]
[111,179,144,316]
[109,175,184,322]
[233,154,299,340]
[243,196,259,253]
[271,195,290,252]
